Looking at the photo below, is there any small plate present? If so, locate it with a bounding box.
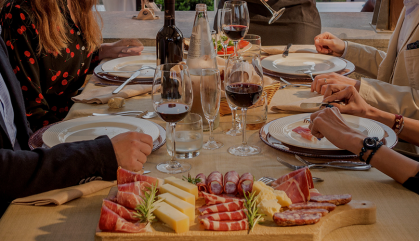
[102,55,156,79]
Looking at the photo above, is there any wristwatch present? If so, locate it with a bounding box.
[359,137,381,163]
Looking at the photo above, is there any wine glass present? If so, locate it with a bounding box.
[259,0,285,24]
[225,52,264,156]
[222,1,250,56]
[152,63,193,173]
[224,94,242,136]
[217,8,232,59]
[200,68,223,150]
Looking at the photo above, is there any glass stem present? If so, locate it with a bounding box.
[231,108,236,131]
[234,41,238,56]
[208,120,215,142]
[169,122,178,167]
[241,108,247,146]
[224,45,228,60]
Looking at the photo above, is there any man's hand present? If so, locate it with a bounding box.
[111,132,153,172]
[311,72,360,93]
[314,32,346,57]
[99,39,144,60]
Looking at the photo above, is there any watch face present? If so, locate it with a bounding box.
[364,137,377,149]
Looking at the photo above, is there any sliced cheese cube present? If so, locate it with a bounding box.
[273,190,292,207]
[157,178,165,188]
[159,184,195,206]
[154,202,189,233]
[252,181,274,196]
[255,189,277,205]
[158,193,195,222]
[164,177,199,200]
[257,199,281,221]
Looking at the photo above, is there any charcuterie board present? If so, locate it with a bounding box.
[95,187,376,241]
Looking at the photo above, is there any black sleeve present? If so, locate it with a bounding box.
[402,172,419,194]
[0,136,118,203]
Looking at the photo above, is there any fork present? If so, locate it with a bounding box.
[257,176,323,186]
[278,156,371,171]
[92,111,144,116]
[295,154,368,167]
[279,77,311,88]
[303,70,314,81]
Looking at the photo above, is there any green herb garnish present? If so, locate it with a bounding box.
[134,183,164,223]
[182,173,202,185]
[243,190,265,233]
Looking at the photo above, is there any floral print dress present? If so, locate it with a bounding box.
[0,0,99,131]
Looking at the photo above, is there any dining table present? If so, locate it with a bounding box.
[0,45,418,241]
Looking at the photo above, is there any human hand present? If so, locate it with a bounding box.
[314,32,346,57]
[111,132,153,172]
[99,39,144,60]
[311,72,360,93]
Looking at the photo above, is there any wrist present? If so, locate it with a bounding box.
[98,43,112,60]
[365,107,395,128]
[348,133,367,155]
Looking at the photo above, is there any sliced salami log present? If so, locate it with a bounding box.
[283,208,329,217]
[237,173,254,196]
[273,211,321,227]
[310,194,352,205]
[202,192,244,205]
[200,219,249,231]
[196,173,208,193]
[288,202,336,212]
[198,201,244,215]
[99,204,149,232]
[207,171,224,195]
[117,167,158,185]
[116,191,145,210]
[199,209,247,221]
[274,169,311,203]
[118,181,151,196]
[224,171,240,194]
[102,200,138,222]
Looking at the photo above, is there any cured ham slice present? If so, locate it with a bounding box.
[117,167,158,185]
[200,219,249,231]
[202,192,244,205]
[99,204,149,233]
[237,173,254,196]
[224,171,240,194]
[292,126,317,142]
[198,201,244,215]
[116,191,144,209]
[274,169,311,203]
[102,200,137,222]
[196,173,208,193]
[272,167,314,189]
[207,171,224,195]
[309,188,322,197]
[199,209,247,221]
[118,181,151,196]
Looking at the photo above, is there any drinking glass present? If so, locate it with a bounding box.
[200,69,223,150]
[224,94,242,136]
[152,63,193,173]
[258,0,285,24]
[242,34,261,57]
[225,52,264,156]
[217,8,232,58]
[222,1,250,56]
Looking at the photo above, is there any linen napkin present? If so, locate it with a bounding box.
[72,85,152,104]
[12,180,116,206]
[269,87,324,113]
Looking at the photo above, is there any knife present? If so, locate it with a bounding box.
[282,43,292,58]
[112,70,143,94]
[300,101,343,109]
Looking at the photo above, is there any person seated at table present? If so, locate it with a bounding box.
[0,0,144,131]
[310,2,419,119]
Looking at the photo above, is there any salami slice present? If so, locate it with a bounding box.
[207,171,224,195]
[196,173,208,193]
[102,200,138,222]
[199,209,247,221]
[288,202,336,212]
[198,201,244,215]
[200,219,249,231]
[310,194,352,205]
[273,212,321,226]
[224,171,240,194]
[237,173,254,196]
[117,181,151,196]
[202,192,244,205]
[283,208,329,217]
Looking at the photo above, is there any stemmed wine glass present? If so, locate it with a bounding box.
[225,52,264,156]
[217,8,232,58]
[200,69,223,150]
[259,0,285,24]
[152,63,193,173]
[222,1,250,56]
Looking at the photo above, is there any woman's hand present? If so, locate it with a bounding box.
[98,39,144,60]
[314,32,346,57]
[311,72,360,93]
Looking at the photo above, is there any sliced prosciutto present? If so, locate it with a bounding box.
[202,192,244,205]
[196,173,208,193]
[207,171,224,195]
[199,209,247,221]
[116,191,144,209]
[274,169,311,203]
[309,188,322,197]
[102,200,137,222]
[200,219,249,231]
[117,167,158,185]
[198,201,244,215]
[99,204,149,233]
[118,181,151,196]
[272,167,314,189]
[292,126,317,142]
[237,173,254,196]
[224,171,240,194]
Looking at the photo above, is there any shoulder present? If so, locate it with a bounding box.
[1,0,34,28]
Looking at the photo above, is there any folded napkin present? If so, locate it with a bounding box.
[12,180,116,206]
[269,87,323,113]
[72,85,152,104]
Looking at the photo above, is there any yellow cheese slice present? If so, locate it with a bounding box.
[273,190,292,207]
[153,202,189,233]
[159,184,195,206]
[257,199,281,221]
[252,181,274,196]
[157,178,165,188]
[255,189,277,205]
[164,177,199,200]
[158,193,195,222]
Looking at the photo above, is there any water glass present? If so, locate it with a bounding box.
[243,34,261,56]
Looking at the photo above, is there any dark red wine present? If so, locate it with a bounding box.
[225,83,263,108]
[156,103,189,123]
[222,25,248,40]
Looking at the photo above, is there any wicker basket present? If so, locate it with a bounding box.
[220,82,281,116]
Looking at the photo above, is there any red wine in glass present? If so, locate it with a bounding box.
[225,83,263,108]
[222,25,248,41]
[156,103,189,123]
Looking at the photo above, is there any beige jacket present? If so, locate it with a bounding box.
[345,7,419,119]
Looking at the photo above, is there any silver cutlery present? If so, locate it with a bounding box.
[300,101,344,110]
[303,70,314,81]
[290,156,371,171]
[112,70,145,94]
[282,43,292,58]
[98,66,155,75]
[139,111,158,119]
[92,111,144,116]
[274,157,325,181]
[258,175,323,185]
[279,77,311,88]
[295,154,367,167]
[143,170,151,174]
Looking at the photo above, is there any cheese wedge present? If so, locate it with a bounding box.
[257,199,281,221]
[253,181,274,196]
[157,178,165,188]
[273,190,292,207]
[164,177,199,199]
[154,202,189,233]
[159,184,195,206]
[255,189,277,205]
[159,193,195,222]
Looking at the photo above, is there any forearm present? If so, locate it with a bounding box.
[345,42,387,78]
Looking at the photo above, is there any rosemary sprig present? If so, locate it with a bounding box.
[182,173,202,185]
[134,182,164,223]
[243,190,265,234]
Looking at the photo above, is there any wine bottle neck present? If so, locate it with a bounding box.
[164,0,175,26]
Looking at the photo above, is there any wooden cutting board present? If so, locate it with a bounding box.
[95,187,376,241]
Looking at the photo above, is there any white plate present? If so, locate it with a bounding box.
[261,53,347,76]
[42,116,160,148]
[102,55,156,79]
[268,114,385,150]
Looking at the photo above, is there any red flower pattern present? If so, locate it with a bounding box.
[24,51,30,57]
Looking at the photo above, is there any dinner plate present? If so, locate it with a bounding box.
[261,53,347,76]
[101,55,156,79]
[268,114,385,151]
[42,116,160,148]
